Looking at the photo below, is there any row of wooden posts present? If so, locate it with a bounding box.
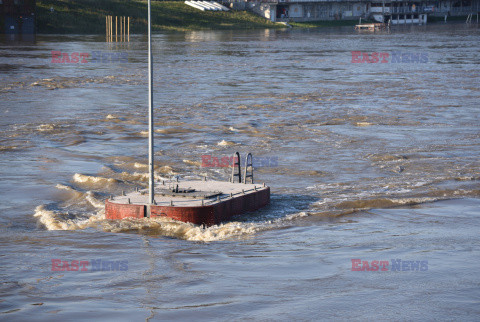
[106,15,130,42]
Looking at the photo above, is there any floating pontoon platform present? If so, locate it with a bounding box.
[105,179,270,226]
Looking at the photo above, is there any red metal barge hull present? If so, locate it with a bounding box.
[105,181,270,226]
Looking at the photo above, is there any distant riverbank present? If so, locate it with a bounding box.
[36,0,282,33]
[35,1,470,34]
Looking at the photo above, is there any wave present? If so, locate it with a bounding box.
[334,196,440,210]
[183,159,202,167]
[217,140,236,146]
[368,154,408,162]
[355,122,373,127]
[34,205,103,231]
[72,173,118,188]
[0,145,18,152]
[55,184,105,209]
[155,127,199,135]
[99,218,264,242]
[312,187,480,217]
[37,124,57,132]
[34,197,308,242]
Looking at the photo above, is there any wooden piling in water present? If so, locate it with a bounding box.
[106,15,130,42]
[107,15,111,42]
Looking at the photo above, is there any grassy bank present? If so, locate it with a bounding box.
[36,0,281,33]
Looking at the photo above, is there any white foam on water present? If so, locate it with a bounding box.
[98,211,308,242]
[217,140,236,146]
[133,162,148,169]
[55,184,105,210]
[34,192,309,241]
[33,205,104,231]
[37,124,56,132]
[355,122,372,127]
[85,191,105,209]
[183,159,202,167]
[72,173,118,188]
[55,183,84,199]
[119,170,174,183]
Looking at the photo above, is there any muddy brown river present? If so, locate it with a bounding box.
[1,23,479,320]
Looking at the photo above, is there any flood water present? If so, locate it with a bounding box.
[1,23,479,320]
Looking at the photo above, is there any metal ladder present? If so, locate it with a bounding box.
[243,153,253,184]
[230,152,242,183]
[230,152,254,184]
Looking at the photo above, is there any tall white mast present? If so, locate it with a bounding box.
[148,0,154,204]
